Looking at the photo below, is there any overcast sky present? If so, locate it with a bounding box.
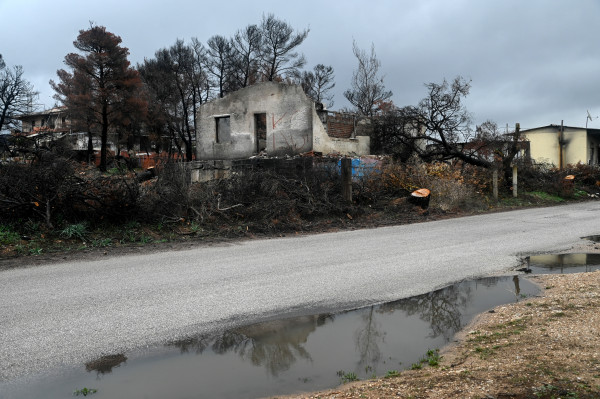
[1,0,599,131]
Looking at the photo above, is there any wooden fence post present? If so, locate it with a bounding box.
[341,158,352,203]
[512,164,518,198]
[493,169,498,201]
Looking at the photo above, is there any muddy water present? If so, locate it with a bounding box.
[4,275,538,399]
[527,253,600,274]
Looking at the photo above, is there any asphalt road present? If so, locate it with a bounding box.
[2,201,600,384]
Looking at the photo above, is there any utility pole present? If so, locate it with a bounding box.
[512,123,520,198]
[559,120,564,170]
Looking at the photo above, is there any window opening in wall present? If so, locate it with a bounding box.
[215,116,230,143]
[254,113,266,153]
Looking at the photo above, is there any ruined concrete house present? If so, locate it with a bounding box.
[195,81,370,161]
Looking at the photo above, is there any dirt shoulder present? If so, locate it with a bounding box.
[275,270,600,398]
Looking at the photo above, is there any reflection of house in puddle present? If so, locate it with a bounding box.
[171,314,329,376]
[527,253,600,274]
[85,353,127,376]
[167,276,535,380]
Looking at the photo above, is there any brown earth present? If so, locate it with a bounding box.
[272,245,600,399]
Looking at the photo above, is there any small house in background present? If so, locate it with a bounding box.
[13,107,152,165]
[521,125,600,167]
[195,81,370,161]
[16,106,71,135]
[14,107,115,154]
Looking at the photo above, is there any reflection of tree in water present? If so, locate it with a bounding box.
[381,277,503,341]
[354,306,382,369]
[170,314,333,376]
[85,354,127,376]
[170,335,212,354]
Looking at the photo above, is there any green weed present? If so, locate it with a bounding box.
[410,362,422,370]
[73,387,97,396]
[190,222,202,233]
[0,224,20,245]
[23,220,41,234]
[91,238,112,247]
[139,234,153,244]
[384,370,401,378]
[532,383,579,398]
[425,349,441,366]
[336,370,359,383]
[28,247,43,255]
[526,191,565,202]
[60,223,88,242]
[411,349,442,369]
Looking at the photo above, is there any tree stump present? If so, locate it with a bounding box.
[409,188,431,209]
[562,175,575,197]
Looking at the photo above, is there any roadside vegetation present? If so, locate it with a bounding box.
[1,153,598,261]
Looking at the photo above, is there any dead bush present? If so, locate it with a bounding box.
[76,171,141,222]
[187,167,343,233]
[137,163,192,222]
[517,161,561,194]
[359,158,487,212]
[564,162,600,187]
[0,152,83,227]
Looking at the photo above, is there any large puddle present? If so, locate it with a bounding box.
[5,275,538,399]
[526,253,600,274]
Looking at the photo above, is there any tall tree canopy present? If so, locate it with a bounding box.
[230,24,262,90]
[0,55,38,133]
[51,25,146,171]
[139,39,208,161]
[259,14,309,81]
[375,76,524,183]
[300,64,335,107]
[205,35,235,98]
[344,41,392,117]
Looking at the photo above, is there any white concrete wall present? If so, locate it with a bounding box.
[197,82,313,160]
[196,82,372,160]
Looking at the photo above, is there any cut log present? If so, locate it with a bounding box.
[409,188,431,209]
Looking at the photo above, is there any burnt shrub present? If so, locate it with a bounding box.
[0,154,142,228]
[517,161,561,194]
[0,152,81,227]
[564,163,600,187]
[137,163,191,222]
[187,165,343,233]
[76,172,141,222]
[357,158,488,212]
[517,162,600,197]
